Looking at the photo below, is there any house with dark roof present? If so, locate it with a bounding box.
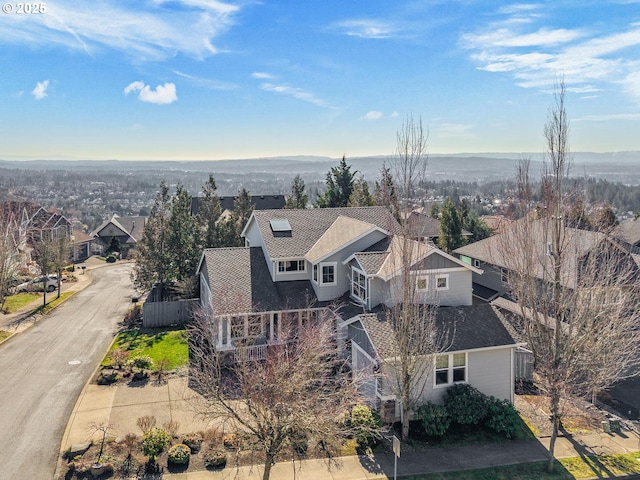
[196,206,520,419]
[406,210,472,243]
[90,215,147,258]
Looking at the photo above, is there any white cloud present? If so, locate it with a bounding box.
[361,110,384,121]
[461,7,640,102]
[575,113,640,122]
[124,81,178,104]
[251,72,274,80]
[390,111,399,118]
[173,70,237,90]
[0,0,240,61]
[334,19,394,39]
[260,82,332,108]
[31,80,49,100]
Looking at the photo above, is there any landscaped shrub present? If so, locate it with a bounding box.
[182,432,203,453]
[109,349,130,370]
[444,384,489,425]
[485,397,522,438]
[106,254,117,263]
[290,430,309,456]
[416,402,451,436]
[136,415,157,434]
[167,444,191,465]
[203,448,227,469]
[222,432,238,450]
[128,355,154,376]
[350,404,381,447]
[141,427,171,461]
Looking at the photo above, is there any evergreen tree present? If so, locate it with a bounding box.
[285,174,308,209]
[462,211,491,241]
[429,203,440,219]
[316,155,356,207]
[373,164,400,220]
[438,198,466,253]
[133,181,172,299]
[348,176,373,207]
[594,204,618,231]
[223,188,254,247]
[197,175,223,248]
[166,184,199,290]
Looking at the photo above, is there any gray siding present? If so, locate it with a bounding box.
[468,348,513,401]
[347,321,376,359]
[472,264,508,297]
[244,219,274,278]
[368,276,387,309]
[313,230,387,302]
[412,252,461,270]
[383,269,473,307]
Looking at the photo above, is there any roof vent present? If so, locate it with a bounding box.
[270,218,291,232]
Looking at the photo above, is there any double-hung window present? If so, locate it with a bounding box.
[434,353,467,386]
[351,268,367,302]
[320,262,337,286]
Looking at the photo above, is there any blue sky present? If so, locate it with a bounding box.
[1,1,640,160]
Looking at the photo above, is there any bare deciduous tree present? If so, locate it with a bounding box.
[378,116,450,441]
[0,205,21,311]
[496,82,640,472]
[188,307,372,480]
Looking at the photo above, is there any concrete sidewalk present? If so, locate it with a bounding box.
[61,375,640,480]
[0,261,96,337]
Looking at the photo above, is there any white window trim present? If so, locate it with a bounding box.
[434,352,467,388]
[473,259,480,268]
[312,264,318,284]
[319,261,337,286]
[435,274,449,291]
[351,267,368,303]
[277,258,307,274]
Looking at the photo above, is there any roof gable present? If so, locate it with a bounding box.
[305,216,384,264]
[249,206,400,260]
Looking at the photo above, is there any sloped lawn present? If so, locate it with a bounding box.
[2,293,40,313]
[106,328,188,370]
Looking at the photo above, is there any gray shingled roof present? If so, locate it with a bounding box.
[615,218,640,247]
[454,218,604,289]
[353,252,389,275]
[201,247,319,315]
[356,304,517,360]
[250,207,400,259]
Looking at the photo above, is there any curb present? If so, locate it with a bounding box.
[54,334,120,480]
[0,277,93,346]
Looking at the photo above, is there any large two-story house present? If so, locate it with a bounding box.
[196,206,519,420]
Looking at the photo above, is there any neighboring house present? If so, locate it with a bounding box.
[190,194,286,218]
[196,206,520,418]
[406,210,472,243]
[1,200,73,268]
[614,217,640,248]
[479,215,514,236]
[454,217,640,303]
[71,229,93,262]
[90,215,147,258]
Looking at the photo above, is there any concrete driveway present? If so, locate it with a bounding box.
[0,262,135,479]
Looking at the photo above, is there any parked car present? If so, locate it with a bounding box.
[16,275,58,293]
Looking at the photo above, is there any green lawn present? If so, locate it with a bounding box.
[2,293,41,313]
[395,452,640,480]
[34,292,76,314]
[0,331,11,343]
[106,328,189,370]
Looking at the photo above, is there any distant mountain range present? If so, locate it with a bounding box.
[1,152,639,184]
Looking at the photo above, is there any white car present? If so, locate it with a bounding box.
[16,275,58,293]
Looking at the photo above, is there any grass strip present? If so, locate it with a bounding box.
[2,293,41,313]
[105,328,189,370]
[0,331,12,343]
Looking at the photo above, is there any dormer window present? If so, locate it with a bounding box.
[278,259,306,273]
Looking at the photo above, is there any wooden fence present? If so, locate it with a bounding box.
[142,299,198,328]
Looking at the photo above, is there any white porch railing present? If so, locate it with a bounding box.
[234,343,267,362]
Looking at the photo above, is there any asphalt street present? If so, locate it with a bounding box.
[0,264,134,480]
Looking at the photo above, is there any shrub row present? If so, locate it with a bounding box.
[416,384,521,438]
